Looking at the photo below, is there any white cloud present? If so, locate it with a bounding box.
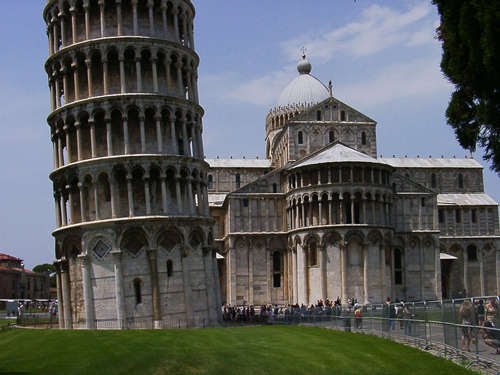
[281,2,433,62]
[336,57,451,110]
[200,2,443,109]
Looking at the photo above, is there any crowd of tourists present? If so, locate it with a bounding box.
[459,297,500,354]
[221,298,348,323]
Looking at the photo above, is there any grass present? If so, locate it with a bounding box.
[0,326,475,375]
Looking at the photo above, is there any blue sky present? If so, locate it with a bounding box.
[0,1,498,268]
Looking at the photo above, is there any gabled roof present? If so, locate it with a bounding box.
[291,96,376,124]
[289,141,388,170]
[437,193,498,206]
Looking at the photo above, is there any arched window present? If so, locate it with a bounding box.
[361,132,367,145]
[467,245,478,262]
[133,278,142,305]
[208,174,213,190]
[431,173,437,188]
[329,131,335,143]
[298,131,303,145]
[316,110,322,121]
[458,173,464,189]
[340,110,346,121]
[272,251,281,288]
[167,260,173,277]
[235,173,241,189]
[394,249,403,285]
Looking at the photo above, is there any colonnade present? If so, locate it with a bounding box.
[288,165,391,191]
[287,191,391,229]
[45,0,194,55]
[51,104,203,169]
[53,162,210,228]
[47,44,198,111]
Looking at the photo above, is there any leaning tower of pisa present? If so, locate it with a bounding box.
[43,0,220,329]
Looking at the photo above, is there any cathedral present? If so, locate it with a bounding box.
[208,55,500,307]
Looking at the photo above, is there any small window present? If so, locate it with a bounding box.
[167,260,173,277]
[243,199,249,207]
[421,198,425,207]
[471,209,477,223]
[133,278,142,305]
[235,173,241,189]
[329,131,335,143]
[340,110,346,121]
[392,183,396,193]
[438,209,444,223]
[458,173,464,189]
[431,173,437,188]
[455,209,461,223]
[361,132,367,145]
[394,249,403,285]
[298,131,303,145]
[272,183,277,193]
[272,251,281,288]
[208,174,213,189]
[467,245,478,262]
[316,110,322,121]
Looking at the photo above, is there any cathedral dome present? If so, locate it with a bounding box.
[276,55,329,108]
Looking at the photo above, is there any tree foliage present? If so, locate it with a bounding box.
[433,0,500,173]
[32,263,55,275]
[33,263,57,287]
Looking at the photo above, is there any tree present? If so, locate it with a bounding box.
[433,0,500,173]
[33,263,56,288]
[33,263,55,275]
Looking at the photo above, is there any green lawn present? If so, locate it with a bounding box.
[0,326,475,375]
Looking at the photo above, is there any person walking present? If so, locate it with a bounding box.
[459,300,475,351]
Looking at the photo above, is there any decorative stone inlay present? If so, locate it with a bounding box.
[93,240,111,258]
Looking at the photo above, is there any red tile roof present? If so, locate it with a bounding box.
[0,253,22,262]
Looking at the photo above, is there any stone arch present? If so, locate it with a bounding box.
[344,229,365,245]
[62,235,82,259]
[322,230,342,247]
[188,227,205,248]
[120,227,149,257]
[367,230,383,245]
[156,226,184,252]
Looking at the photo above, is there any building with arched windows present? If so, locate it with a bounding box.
[44,0,221,329]
[208,55,500,306]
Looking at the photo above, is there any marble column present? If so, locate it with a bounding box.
[160,173,168,214]
[123,116,130,154]
[181,248,194,326]
[79,254,95,329]
[112,250,126,329]
[363,244,369,304]
[147,249,162,328]
[155,115,163,153]
[60,260,72,329]
[104,118,112,156]
[115,0,123,35]
[127,173,134,216]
